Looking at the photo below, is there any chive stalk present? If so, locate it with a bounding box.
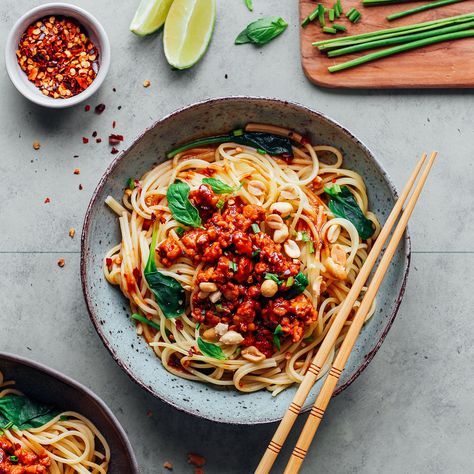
[387,0,466,21]
[328,9,335,21]
[328,29,474,73]
[333,23,347,32]
[323,26,338,34]
[318,4,326,26]
[301,6,319,27]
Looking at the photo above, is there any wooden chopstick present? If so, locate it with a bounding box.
[283,151,437,474]
[255,152,429,474]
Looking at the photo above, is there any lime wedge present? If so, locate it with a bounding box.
[163,0,216,69]
[130,0,175,36]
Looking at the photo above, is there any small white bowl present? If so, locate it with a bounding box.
[5,3,110,109]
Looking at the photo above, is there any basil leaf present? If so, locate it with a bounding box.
[202,178,235,194]
[144,225,185,319]
[234,132,293,156]
[273,324,283,350]
[167,180,202,228]
[197,337,227,360]
[245,0,253,11]
[324,185,375,240]
[284,271,309,300]
[235,17,288,46]
[0,394,59,429]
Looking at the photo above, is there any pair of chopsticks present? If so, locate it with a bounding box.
[255,152,437,474]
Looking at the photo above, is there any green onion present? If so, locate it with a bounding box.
[229,261,238,272]
[60,415,69,421]
[257,148,266,155]
[232,128,244,136]
[387,0,466,21]
[347,8,361,23]
[9,456,18,463]
[251,223,261,233]
[175,226,185,237]
[308,241,315,253]
[215,303,223,311]
[328,20,474,57]
[302,6,319,27]
[346,7,356,16]
[328,9,335,22]
[286,276,294,287]
[318,4,326,27]
[196,322,201,329]
[132,313,161,331]
[3,422,13,430]
[329,29,474,73]
[265,273,282,284]
[323,26,338,34]
[126,178,135,190]
[300,231,311,242]
[252,249,261,259]
[216,199,225,209]
[333,23,347,32]
[336,0,343,14]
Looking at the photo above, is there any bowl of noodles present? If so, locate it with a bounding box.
[0,352,138,473]
[81,97,410,424]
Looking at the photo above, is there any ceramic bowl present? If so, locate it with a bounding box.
[0,352,139,473]
[5,3,110,108]
[81,97,410,424]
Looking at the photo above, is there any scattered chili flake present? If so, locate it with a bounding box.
[95,103,106,114]
[112,120,116,129]
[82,137,89,144]
[109,134,124,145]
[187,454,206,467]
[331,177,337,183]
[163,461,173,470]
[17,16,99,99]
[44,197,50,203]
[73,168,80,175]
[111,147,119,154]
[146,410,153,417]
[105,258,113,267]
[176,319,184,331]
[79,184,83,190]
[301,135,311,145]
[143,79,151,88]
[195,469,205,474]
[32,141,40,150]
[57,258,65,267]
[85,105,91,111]
[92,131,97,138]
[69,228,75,238]
[96,138,102,143]
[132,268,141,281]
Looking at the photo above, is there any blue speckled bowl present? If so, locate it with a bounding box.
[81,97,410,425]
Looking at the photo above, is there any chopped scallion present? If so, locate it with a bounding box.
[328,9,335,22]
[217,199,225,209]
[251,223,261,233]
[323,26,338,34]
[132,313,160,331]
[252,249,261,259]
[229,261,238,272]
[286,276,294,287]
[232,128,244,136]
[265,273,282,284]
[333,23,347,32]
[256,148,266,155]
[126,177,135,190]
[318,3,326,27]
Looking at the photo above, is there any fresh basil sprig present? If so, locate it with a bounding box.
[324,184,375,240]
[235,17,288,46]
[197,337,227,360]
[202,178,236,194]
[167,180,203,228]
[144,224,185,319]
[284,271,309,300]
[273,324,284,350]
[0,394,59,430]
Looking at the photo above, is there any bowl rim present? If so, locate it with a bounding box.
[5,2,110,109]
[81,96,411,424]
[0,351,139,472]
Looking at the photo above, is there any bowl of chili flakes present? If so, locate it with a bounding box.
[5,3,110,108]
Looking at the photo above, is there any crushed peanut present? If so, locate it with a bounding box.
[143,79,151,88]
[163,461,173,470]
[69,228,75,238]
[73,168,80,175]
[32,141,40,150]
[57,258,65,267]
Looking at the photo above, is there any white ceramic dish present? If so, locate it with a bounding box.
[5,2,110,109]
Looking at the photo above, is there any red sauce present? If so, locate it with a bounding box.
[0,436,50,473]
[158,184,317,358]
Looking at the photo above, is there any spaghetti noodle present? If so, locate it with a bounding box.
[104,123,380,395]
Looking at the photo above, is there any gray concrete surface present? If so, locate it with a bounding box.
[1,1,473,473]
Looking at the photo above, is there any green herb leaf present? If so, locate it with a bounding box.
[197,337,227,360]
[175,226,185,237]
[324,185,375,239]
[144,225,185,319]
[229,261,238,272]
[286,276,294,287]
[235,17,288,46]
[284,271,309,299]
[132,313,161,331]
[252,249,261,259]
[202,178,236,194]
[273,324,284,350]
[265,273,282,285]
[244,0,253,11]
[167,180,202,228]
[0,394,59,430]
[9,455,18,463]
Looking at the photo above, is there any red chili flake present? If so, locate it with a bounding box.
[142,220,152,231]
[92,131,97,137]
[150,212,157,222]
[106,258,113,267]
[332,178,337,183]
[146,410,153,417]
[132,268,141,281]
[85,105,91,112]
[79,184,83,190]
[73,168,80,175]
[187,348,194,357]
[160,216,166,224]
[301,135,311,145]
[134,179,141,188]
[111,147,119,154]
[281,152,293,162]
[176,320,184,331]
[187,453,206,467]
[96,138,102,143]
[82,137,89,144]
[112,120,116,129]
[109,134,124,145]
[95,103,106,114]
[44,197,50,203]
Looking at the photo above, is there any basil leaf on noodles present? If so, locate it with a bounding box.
[144,224,185,319]
[324,185,375,240]
[202,178,236,194]
[197,337,227,360]
[167,131,293,158]
[273,324,284,351]
[0,394,59,429]
[166,180,203,228]
[235,17,288,46]
[284,271,309,300]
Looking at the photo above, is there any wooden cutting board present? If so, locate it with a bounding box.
[300,0,474,88]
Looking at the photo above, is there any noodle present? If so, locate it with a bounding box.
[0,371,110,473]
[104,125,380,395]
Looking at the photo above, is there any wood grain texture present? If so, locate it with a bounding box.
[300,0,474,88]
